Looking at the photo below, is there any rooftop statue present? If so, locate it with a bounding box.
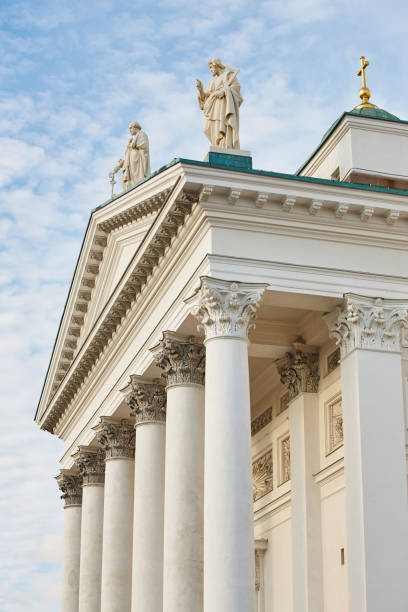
[110,122,150,196]
[196,58,243,149]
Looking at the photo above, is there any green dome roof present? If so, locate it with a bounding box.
[349,106,400,121]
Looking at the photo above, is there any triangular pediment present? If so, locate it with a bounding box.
[37,165,183,423]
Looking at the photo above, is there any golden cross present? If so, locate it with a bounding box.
[357,56,369,88]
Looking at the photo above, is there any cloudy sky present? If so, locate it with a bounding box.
[1,0,408,609]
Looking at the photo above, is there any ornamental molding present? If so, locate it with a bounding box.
[93,417,135,459]
[151,331,205,387]
[254,539,268,592]
[275,342,320,400]
[122,376,166,426]
[324,293,408,358]
[253,449,273,502]
[50,188,172,401]
[185,276,267,341]
[251,406,273,436]
[55,470,82,506]
[72,447,105,485]
[41,185,195,433]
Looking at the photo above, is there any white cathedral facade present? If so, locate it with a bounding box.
[36,78,408,612]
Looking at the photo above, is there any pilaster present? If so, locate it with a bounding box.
[325,294,408,612]
[276,343,323,612]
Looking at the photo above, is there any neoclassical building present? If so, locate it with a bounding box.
[37,88,408,611]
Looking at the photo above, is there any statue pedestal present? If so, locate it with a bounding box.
[203,146,252,170]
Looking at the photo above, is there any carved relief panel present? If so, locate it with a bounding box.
[325,394,343,455]
[253,448,273,501]
[279,435,291,485]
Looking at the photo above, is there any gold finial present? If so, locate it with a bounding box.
[355,55,377,109]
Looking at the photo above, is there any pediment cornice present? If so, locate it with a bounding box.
[40,178,195,432]
[37,165,186,429]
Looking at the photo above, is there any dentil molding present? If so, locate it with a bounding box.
[185,276,267,341]
[151,331,205,387]
[122,376,167,425]
[324,293,408,358]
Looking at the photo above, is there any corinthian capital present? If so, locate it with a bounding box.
[93,417,135,459]
[122,376,166,425]
[185,276,267,341]
[55,470,82,506]
[151,331,205,387]
[324,294,408,358]
[72,447,105,485]
[275,343,320,400]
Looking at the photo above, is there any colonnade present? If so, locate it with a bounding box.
[56,277,267,612]
[56,282,408,612]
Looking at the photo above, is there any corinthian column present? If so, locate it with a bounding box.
[94,417,135,612]
[151,332,205,612]
[73,447,105,612]
[56,471,82,612]
[325,294,408,612]
[122,377,166,612]
[186,277,267,612]
[276,343,323,612]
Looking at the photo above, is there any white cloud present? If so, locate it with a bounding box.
[1,0,408,608]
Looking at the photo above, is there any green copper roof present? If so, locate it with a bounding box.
[349,106,400,121]
[296,108,408,175]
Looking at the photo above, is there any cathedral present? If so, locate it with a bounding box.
[36,57,408,612]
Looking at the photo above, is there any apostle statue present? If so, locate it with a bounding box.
[112,122,151,191]
[196,58,243,149]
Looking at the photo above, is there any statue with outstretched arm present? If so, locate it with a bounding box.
[196,58,243,149]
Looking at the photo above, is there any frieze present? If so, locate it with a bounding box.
[251,406,273,436]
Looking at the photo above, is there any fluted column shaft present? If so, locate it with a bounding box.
[123,377,166,612]
[325,294,408,612]
[94,417,135,612]
[152,332,205,612]
[56,471,82,612]
[187,277,267,612]
[73,448,105,612]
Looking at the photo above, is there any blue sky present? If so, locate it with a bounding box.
[1,0,408,609]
